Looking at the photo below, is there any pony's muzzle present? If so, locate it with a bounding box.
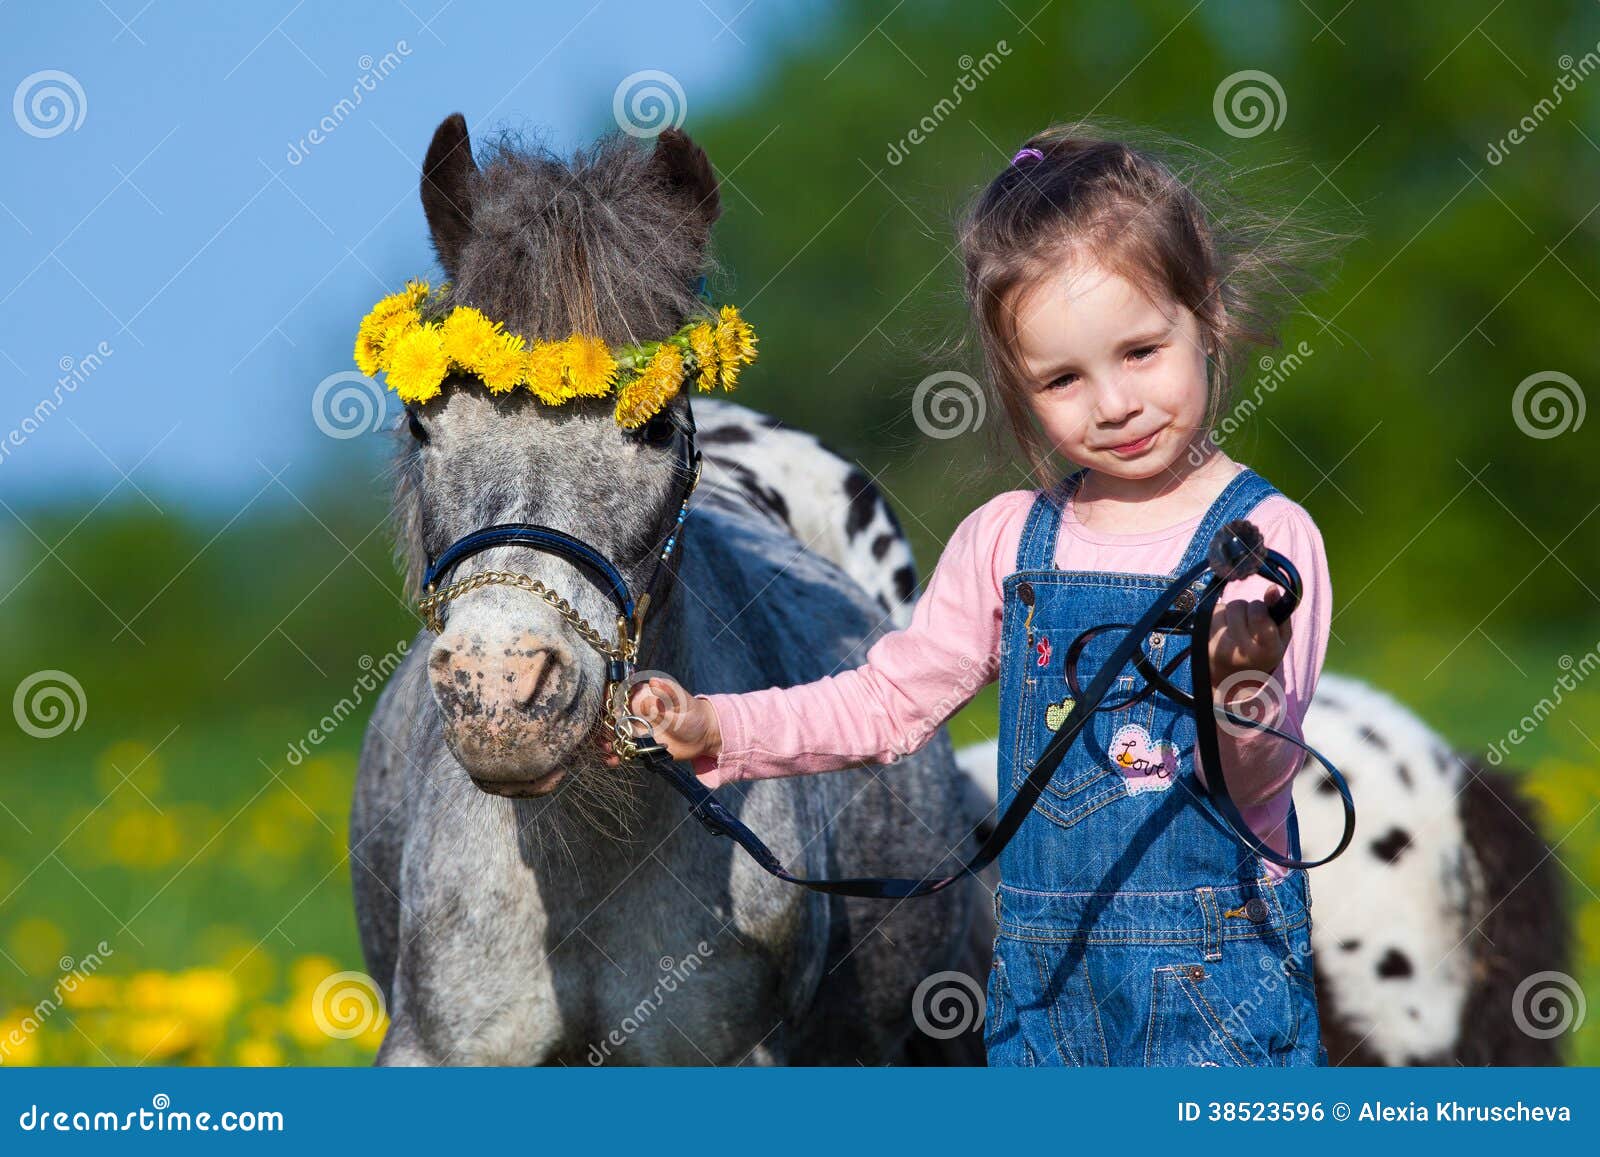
[427,629,587,788]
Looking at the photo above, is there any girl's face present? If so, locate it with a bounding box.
[1010,254,1213,484]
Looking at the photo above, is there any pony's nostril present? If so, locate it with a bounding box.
[512,648,564,709]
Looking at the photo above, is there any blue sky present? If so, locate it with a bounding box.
[0,0,817,509]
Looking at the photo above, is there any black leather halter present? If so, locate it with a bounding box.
[420,400,703,690]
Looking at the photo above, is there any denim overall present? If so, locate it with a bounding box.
[984,467,1328,1067]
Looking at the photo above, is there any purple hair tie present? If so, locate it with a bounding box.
[1011,146,1044,165]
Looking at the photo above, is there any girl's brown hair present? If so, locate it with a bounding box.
[959,118,1355,487]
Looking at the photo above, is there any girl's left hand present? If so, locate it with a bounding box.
[1207,586,1293,692]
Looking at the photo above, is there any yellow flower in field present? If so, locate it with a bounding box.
[686,322,718,391]
[0,1009,41,1065]
[563,333,618,397]
[95,739,162,796]
[440,306,503,373]
[236,1037,284,1067]
[126,970,174,1012]
[713,304,756,390]
[523,342,569,404]
[385,323,450,404]
[121,1014,194,1060]
[476,331,528,394]
[290,955,341,992]
[62,974,119,1009]
[614,344,684,428]
[170,969,238,1024]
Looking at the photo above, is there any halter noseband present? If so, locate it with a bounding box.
[417,402,703,760]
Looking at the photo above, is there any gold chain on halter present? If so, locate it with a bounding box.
[417,572,663,761]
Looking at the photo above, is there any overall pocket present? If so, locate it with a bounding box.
[1143,957,1286,1068]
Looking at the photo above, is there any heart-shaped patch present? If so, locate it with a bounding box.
[1108,723,1181,794]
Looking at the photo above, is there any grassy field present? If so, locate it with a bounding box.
[2,619,1595,1066]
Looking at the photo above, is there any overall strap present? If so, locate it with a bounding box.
[1014,469,1087,572]
[1173,468,1279,574]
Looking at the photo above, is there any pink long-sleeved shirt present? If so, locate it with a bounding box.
[691,462,1332,880]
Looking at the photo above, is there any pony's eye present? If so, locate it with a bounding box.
[636,412,678,447]
[406,408,430,444]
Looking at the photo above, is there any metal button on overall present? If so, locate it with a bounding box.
[1244,898,1270,923]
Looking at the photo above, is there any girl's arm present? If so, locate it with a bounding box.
[687,496,1022,788]
[1192,499,1331,808]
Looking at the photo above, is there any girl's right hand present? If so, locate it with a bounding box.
[598,675,722,768]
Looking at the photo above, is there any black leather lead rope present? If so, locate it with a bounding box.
[637,518,1356,898]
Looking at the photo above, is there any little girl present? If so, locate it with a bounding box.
[608,124,1340,1068]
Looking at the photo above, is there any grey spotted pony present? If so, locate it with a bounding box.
[695,395,1572,1066]
[351,118,994,1066]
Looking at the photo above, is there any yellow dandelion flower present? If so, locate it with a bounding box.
[384,323,449,404]
[523,341,571,404]
[353,316,386,376]
[686,322,718,391]
[614,344,684,428]
[714,305,757,390]
[440,307,503,373]
[477,331,528,394]
[563,334,618,397]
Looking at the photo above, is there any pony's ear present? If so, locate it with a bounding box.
[649,127,721,229]
[422,112,479,274]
